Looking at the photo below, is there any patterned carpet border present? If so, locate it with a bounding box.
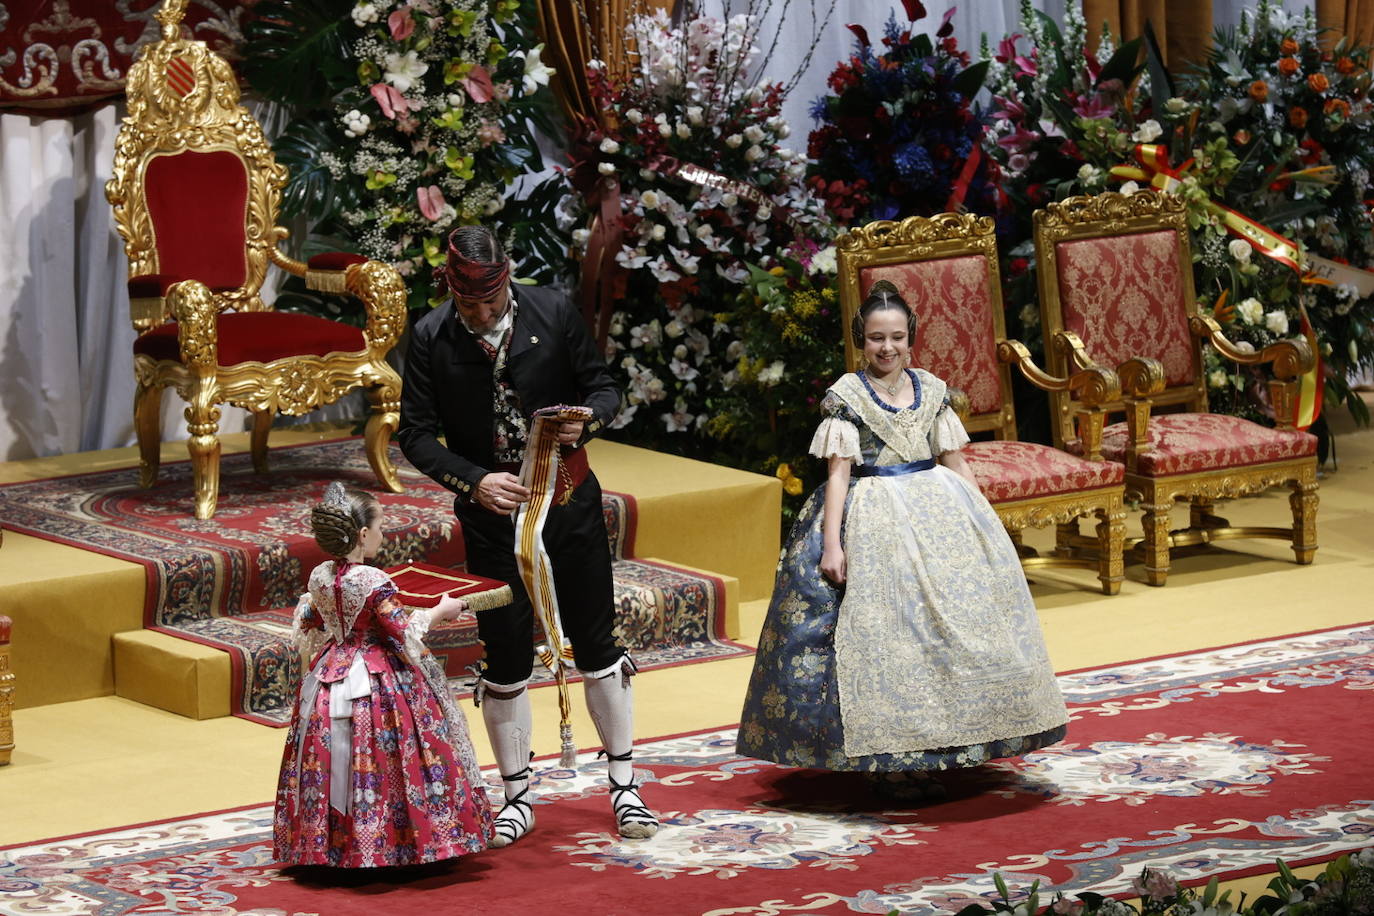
[3,625,1370,916]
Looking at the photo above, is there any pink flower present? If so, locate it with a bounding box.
[1014,53,1038,78]
[462,65,495,103]
[477,121,506,146]
[995,33,1022,63]
[388,7,415,41]
[1131,870,1179,902]
[997,124,1041,153]
[370,83,418,119]
[416,185,447,221]
[1072,91,1117,120]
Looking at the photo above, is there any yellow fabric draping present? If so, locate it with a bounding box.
[534,0,673,127]
[1083,0,1212,70]
[1315,0,1374,48]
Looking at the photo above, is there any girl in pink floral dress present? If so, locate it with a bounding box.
[274,482,493,867]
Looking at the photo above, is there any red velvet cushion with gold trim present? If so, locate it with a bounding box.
[128,274,238,298]
[861,257,1004,417]
[1093,413,1316,477]
[308,252,368,270]
[145,150,250,292]
[133,312,366,365]
[1055,230,1196,387]
[964,440,1124,503]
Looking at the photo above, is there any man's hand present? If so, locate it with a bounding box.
[555,420,585,445]
[475,472,531,515]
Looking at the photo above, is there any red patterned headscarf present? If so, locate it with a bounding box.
[434,228,510,300]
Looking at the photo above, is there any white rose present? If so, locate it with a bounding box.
[651,224,666,241]
[721,192,738,207]
[664,319,685,338]
[625,108,643,124]
[1165,97,1188,114]
[776,122,791,138]
[1119,180,1141,195]
[640,189,660,210]
[675,121,691,139]
[686,106,704,126]
[351,2,379,26]
[744,124,765,143]
[658,122,673,138]
[600,137,621,154]
[621,355,637,369]
[1131,119,1163,143]
[694,223,714,239]
[1234,340,1256,354]
[1077,163,1101,183]
[1237,297,1264,325]
[572,228,591,247]
[1208,369,1230,388]
[1228,238,1252,262]
[673,344,688,359]
[725,134,744,148]
[756,205,772,221]
[446,93,464,108]
[598,161,616,175]
[639,168,655,180]
[745,144,766,162]
[1264,309,1289,335]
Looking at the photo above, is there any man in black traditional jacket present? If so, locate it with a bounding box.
[398,226,656,847]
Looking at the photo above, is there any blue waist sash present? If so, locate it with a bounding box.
[852,457,937,478]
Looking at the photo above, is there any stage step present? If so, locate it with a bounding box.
[114,559,739,722]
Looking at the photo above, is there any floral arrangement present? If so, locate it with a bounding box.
[952,851,1373,915]
[710,240,845,525]
[806,3,997,226]
[980,0,1146,346]
[242,0,558,313]
[565,7,833,458]
[1155,1,1374,424]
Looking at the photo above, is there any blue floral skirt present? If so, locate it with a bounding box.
[736,483,1066,772]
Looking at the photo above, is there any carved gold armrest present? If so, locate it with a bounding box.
[1190,315,1314,430]
[268,246,407,354]
[1053,330,1162,470]
[997,339,1120,460]
[168,280,219,371]
[947,386,971,424]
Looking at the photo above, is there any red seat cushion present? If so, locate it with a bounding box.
[1094,413,1317,477]
[964,440,1124,503]
[133,311,367,365]
[307,252,368,271]
[128,274,239,298]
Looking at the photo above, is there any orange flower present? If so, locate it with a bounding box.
[1249,80,1269,102]
[1289,106,1309,128]
[1233,129,1252,145]
[1280,37,1299,55]
[1325,97,1351,118]
[1278,56,1300,76]
[1308,72,1330,93]
[1336,56,1357,74]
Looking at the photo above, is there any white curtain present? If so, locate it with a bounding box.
[0,0,1309,462]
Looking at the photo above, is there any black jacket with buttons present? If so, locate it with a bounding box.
[397,284,621,501]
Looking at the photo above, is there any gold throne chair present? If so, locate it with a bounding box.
[837,214,1127,595]
[105,0,407,519]
[1033,191,1319,585]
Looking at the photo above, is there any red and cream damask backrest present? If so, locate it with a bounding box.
[106,0,288,332]
[1033,191,1208,449]
[836,214,1017,440]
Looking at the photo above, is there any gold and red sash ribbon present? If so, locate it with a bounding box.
[1109,143,1344,428]
[513,404,595,767]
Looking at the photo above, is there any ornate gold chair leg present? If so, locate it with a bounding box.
[1054,522,1078,558]
[185,384,223,521]
[0,614,12,766]
[134,379,164,488]
[1290,470,1319,565]
[1096,498,1126,596]
[250,410,272,475]
[1141,500,1173,587]
[364,381,403,494]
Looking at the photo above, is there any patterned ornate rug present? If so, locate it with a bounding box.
[3,625,1370,915]
[0,439,745,724]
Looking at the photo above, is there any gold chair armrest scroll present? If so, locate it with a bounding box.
[269,247,408,355]
[1190,315,1313,430]
[997,338,1120,460]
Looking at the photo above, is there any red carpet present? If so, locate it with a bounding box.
[3,625,1371,914]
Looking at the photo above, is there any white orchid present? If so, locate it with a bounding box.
[383,50,428,94]
[517,44,554,96]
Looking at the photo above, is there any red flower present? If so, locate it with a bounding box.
[1009,257,1029,277]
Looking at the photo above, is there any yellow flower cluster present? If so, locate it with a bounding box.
[774,462,805,496]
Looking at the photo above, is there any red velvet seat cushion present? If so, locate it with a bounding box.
[128,274,239,298]
[307,252,368,271]
[964,440,1124,503]
[133,311,366,365]
[1092,413,1317,477]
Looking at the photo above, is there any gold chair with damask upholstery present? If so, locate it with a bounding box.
[104,0,407,519]
[836,214,1128,595]
[1033,191,1318,585]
